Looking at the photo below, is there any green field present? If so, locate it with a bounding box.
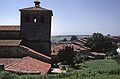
[0,59,120,79]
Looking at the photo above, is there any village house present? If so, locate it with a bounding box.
[88,52,106,59]
[116,43,120,56]
[111,36,120,43]
[51,38,90,64]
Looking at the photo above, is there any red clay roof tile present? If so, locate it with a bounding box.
[0,58,22,66]
[0,40,22,46]
[0,25,20,31]
[5,56,51,75]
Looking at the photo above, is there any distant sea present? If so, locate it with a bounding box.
[51,35,91,43]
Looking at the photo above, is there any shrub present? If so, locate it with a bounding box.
[58,46,75,65]
[70,35,78,41]
[0,72,19,79]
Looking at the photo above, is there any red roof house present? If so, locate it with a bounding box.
[90,52,106,59]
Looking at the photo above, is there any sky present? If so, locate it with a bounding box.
[0,0,120,36]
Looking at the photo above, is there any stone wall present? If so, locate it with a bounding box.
[0,46,27,58]
[20,10,52,57]
[21,41,51,56]
[0,45,51,63]
[0,31,21,39]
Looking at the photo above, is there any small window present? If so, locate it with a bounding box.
[32,14,44,23]
[34,18,37,23]
[33,16,38,23]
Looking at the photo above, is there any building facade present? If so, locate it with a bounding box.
[20,1,53,56]
[0,1,53,74]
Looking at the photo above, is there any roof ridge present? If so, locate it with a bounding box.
[0,25,20,26]
[20,45,51,59]
[0,26,20,31]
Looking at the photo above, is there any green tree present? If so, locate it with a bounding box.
[62,38,67,42]
[73,53,86,64]
[85,33,116,55]
[58,46,75,65]
[70,35,78,41]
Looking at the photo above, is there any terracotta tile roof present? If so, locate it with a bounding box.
[79,39,87,44]
[51,43,88,55]
[0,58,22,66]
[51,44,64,55]
[74,42,84,46]
[0,25,20,31]
[0,40,22,46]
[70,44,86,51]
[5,56,51,75]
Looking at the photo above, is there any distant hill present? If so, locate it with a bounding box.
[51,35,91,43]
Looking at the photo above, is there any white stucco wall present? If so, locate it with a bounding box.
[116,48,120,56]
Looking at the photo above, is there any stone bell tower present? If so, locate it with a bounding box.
[19,0,53,56]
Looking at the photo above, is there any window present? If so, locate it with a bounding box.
[34,18,37,23]
[33,16,38,23]
[32,14,44,23]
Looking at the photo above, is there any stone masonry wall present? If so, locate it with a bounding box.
[0,46,51,63]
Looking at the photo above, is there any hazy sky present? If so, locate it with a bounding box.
[0,0,120,36]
